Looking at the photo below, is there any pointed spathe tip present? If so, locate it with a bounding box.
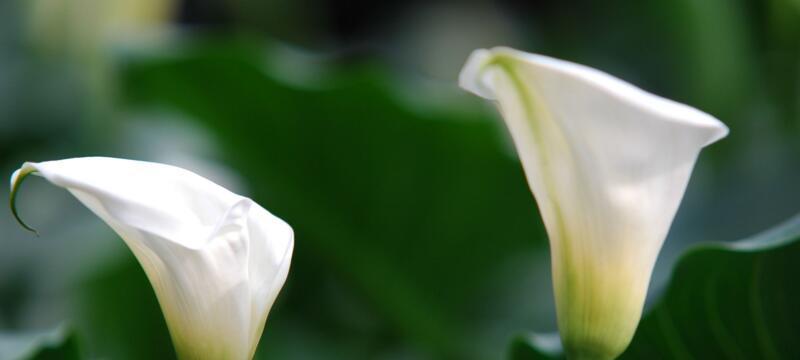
[703,120,730,147]
[10,163,41,236]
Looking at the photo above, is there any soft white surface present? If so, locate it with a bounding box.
[11,157,293,360]
[460,47,728,356]
[460,47,728,144]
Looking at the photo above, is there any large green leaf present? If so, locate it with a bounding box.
[0,325,81,360]
[510,213,800,359]
[120,39,549,359]
[74,256,176,360]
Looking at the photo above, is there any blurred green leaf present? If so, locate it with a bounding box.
[650,0,756,120]
[121,39,548,359]
[0,325,81,360]
[75,256,175,360]
[510,213,800,359]
[508,333,561,360]
[762,0,800,130]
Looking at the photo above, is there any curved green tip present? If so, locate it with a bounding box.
[10,166,39,236]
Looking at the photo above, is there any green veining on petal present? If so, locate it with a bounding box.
[487,56,578,311]
[484,53,631,359]
[10,166,40,235]
[487,55,583,357]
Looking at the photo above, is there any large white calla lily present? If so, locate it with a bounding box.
[460,48,728,359]
[10,157,293,360]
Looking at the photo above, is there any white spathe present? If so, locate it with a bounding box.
[460,48,728,359]
[10,157,293,360]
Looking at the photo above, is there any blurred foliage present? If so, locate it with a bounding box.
[75,259,174,359]
[1,0,799,359]
[0,325,81,360]
[511,213,800,359]
[121,39,548,359]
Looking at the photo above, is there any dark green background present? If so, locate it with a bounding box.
[0,0,798,359]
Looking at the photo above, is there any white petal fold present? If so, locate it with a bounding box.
[460,47,728,359]
[10,157,293,360]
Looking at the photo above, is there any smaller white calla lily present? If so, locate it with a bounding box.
[460,48,728,359]
[10,157,293,360]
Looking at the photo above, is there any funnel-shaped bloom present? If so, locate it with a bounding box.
[10,157,293,360]
[460,48,728,359]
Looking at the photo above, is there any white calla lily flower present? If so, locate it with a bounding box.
[10,157,293,360]
[460,47,728,359]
